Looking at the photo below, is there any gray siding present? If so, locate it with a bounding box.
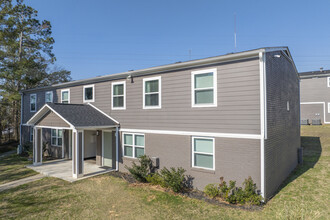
[264,51,300,199]
[300,77,330,123]
[118,133,261,190]
[36,111,70,128]
[23,58,261,134]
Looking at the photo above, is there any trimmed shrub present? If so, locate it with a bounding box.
[205,176,263,205]
[204,184,220,198]
[146,173,165,186]
[160,167,186,193]
[126,155,153,182]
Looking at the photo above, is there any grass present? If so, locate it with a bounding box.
[0,126,329,219]
[0,155,38,185]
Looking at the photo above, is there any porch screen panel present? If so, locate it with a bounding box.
[103,132,113,167]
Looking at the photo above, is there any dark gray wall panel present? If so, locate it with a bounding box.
[264,51,300,199]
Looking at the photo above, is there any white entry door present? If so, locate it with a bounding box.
[103,131,113,167]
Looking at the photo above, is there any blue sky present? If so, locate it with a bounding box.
[26,0,330,80]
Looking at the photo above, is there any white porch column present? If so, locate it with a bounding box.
[72,130,84,178]
[33,127,42,166]
[115,127,119,171]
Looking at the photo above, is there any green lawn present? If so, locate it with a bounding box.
[0,155,38,185]
[0,126,329,219]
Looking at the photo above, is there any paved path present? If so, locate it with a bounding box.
[0,150,16,158]
[0,174,44,192]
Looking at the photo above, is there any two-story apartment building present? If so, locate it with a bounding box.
[20,47,300,200]
[300,69,330,124]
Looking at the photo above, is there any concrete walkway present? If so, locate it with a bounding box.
[27,159,113,182]
[0,174,44,192]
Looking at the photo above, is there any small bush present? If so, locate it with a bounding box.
[160,167,186,193]
[146,173,165,186]
[125,155,153,182]
[242,176,263,205]
[204,184,219,198]
[205,176,263,205]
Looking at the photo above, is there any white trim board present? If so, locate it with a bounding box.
[120,128,262,139]
[87,103,120,124]
[300,102,330,124]
[111,81,126,110]
[143,76,162,109]
[191,68,217,108]
[61,89,70,103]
[191,136,215,171]
[259,52,266,199]
[83,84,95,103]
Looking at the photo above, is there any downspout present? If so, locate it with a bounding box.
[115,126,119,171]
[18,92,23,154]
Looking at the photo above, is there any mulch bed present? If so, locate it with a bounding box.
[107,171,264,211]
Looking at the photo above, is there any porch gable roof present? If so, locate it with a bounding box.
[26,103,119,129]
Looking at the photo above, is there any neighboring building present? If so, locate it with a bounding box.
[300,69,330,124]
[20,47,300,200]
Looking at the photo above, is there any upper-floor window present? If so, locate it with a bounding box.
[143,76,161,109]
[51,129,63,146]
[191,68,217,107]
[327,77,330,87]
[112,81,126,110]
[123,133,145,158]
[61,89,70,104]
[192,137,215,170]
[45,91,53,103]
[30,94,37,112]
[83,85,95,102]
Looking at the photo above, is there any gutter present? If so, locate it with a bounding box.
[18,92,23,154]
[21,48,275,93]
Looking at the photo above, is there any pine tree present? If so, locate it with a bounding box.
[0,0,71,141]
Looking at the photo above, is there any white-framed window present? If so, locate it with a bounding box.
[30,126,34,142]
[61,89,70,104]
[112,81,126,110]
[122,133,145,158]
[327,77,330,87]
[191,68,217,107]
[30,94,37,112]
[83,84,95,103]
[45,91,53,103]
[328,103,330,113]
[143,76,161,109]
[51,129,63,146]
[192,137,215,170]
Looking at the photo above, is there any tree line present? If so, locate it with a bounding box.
[0,0,71,144]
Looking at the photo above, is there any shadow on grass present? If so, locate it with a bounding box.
[274,136,322,197]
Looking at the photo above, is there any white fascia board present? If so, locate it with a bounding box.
[87,103,120,124]
[44,104,74,128]
[119,128,262,139]
[27,104,74,129]
[26,104,51,125]
[22,48,265,93]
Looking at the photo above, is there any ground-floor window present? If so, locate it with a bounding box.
[30,126,34,142]
[123,133,145,158]
[51,129,63,146]
[192,137,214,170]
